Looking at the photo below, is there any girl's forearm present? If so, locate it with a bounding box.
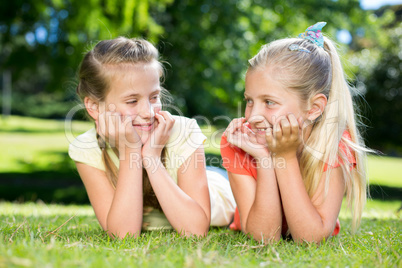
[145,157,210,237]
[246,161,282,242]
[106,151,143,239]
[274,156,330,243]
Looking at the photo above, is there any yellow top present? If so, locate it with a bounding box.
[68,116,235,230]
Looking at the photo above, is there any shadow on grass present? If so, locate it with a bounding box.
[0,170,89,204]
[0,128,65,134]
[369,184,402,201]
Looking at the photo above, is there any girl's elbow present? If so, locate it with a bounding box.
[248,231,281,244]
[292,230,332,244]
[186,230,208,238]
[291,221,335,244]
[107,229,141,239]
[244,222,282,243]
[177,225,209,238]
[245,224,282,243]
[106,224,142,239]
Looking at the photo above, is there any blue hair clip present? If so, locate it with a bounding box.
[298,22,327,48]
[288,44,311,53]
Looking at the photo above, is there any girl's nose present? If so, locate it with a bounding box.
[248,105,265,123]
[138,100,154,119]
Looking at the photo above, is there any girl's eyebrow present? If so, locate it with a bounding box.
[150,88,161,95]
[122,89,161,99]
[244,93,279,100]
[259,94,279,99]
[123,93,140,99]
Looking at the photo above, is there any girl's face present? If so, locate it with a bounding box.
[244,68,307,138]
[101,63,162,145]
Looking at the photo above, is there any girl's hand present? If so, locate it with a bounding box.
[96,111,142,152]
[224,118,270,160]
[142,111,175,159]
[265,114,303,159]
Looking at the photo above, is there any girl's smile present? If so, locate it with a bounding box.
[133,121,155,132]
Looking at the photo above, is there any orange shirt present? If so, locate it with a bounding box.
[220,130,356,234]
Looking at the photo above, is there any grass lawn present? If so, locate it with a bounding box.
[0,116,401,267]
[0,200,400,267]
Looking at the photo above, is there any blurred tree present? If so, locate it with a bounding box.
[353,5,402,154]
[157,0,384,123]
[0,0,173,118]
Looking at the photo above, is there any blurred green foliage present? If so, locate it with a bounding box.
[0,0,401,153]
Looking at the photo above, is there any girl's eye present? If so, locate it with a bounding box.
[244,98,253,106]
[265,100,275,106]
[126,100,137,104]
[150,95,160,102]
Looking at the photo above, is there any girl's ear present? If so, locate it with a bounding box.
[307,93,327,121]
[84,97,99,120]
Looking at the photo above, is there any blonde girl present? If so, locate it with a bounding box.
[221,22,368,243]
[69,37,235,239]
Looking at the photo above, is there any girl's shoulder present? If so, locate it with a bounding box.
[163,116,207,181]
[324,130,356,171]
[170,115,197,128]
[69,127,99,151]
[166,115,206,147]
[68,127,105,171]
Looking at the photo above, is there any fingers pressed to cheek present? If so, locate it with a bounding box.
[156,111,168,128]
[281,118,290,137]
[298,116,304,131]
[165,112,175,129]
[154,106,162,114]
[287,114,299,136]
[226,120,235,135]
[234,118,244,132]
[265,128,273,145]
[155,113,166,126]
[158,110,169,120]
[274,122,282,140]
[227,118,242,135]
[241,123,251,135]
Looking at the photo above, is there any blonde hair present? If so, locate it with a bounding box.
[249,37,369,232]
[76,37,169,210]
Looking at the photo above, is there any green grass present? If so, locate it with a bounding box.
[368,156,402,187]
[0,200,400,267]
[0,116,90,172]
[0,115,401,267]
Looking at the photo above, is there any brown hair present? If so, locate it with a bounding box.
[76,37,169,210]
[248,37,370,232]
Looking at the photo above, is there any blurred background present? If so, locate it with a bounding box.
[0,0,401,204]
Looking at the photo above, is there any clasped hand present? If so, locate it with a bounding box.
[224,118,270,160]
[96,111,175,159]
[265,114,303,159]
